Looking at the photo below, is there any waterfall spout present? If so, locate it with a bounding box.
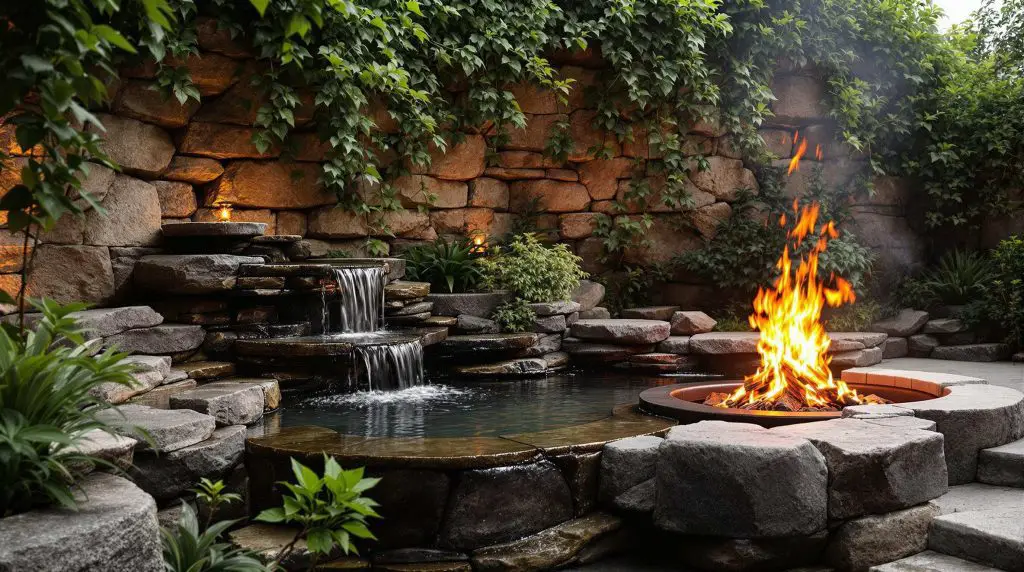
[330,266,386,333]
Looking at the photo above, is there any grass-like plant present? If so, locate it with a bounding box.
[478,233,588,302]
[256,456,380,566]
[403,237,484,293]
[0,299,137,517]
[161,501,265,572]
[919,249,997,306]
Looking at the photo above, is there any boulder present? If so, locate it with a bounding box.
[900,384,1024,484]
[909,334,940,357]
[656,336,691,354]
[470,513,621,572]
[871,309,930,337]
[654,421,827,537]
[455,314,499,334]
[112,80,199,128]
[89,114,174,176]
[206,161,335,209]
[670,311,717,335]
[96,404,215,453]
[543,351,571,369]
[509,180,590,212]
[160,156,224,184]
[578,307,611,320]
[169,381,265,426]
[599,436,663,503]
[932,344,1010,362]
[570,319,671,345]
[518,333,563,357]
[130,425,245,501]
[440,460,574,550]
[82,175,162,247]
[534,314,567,334]
[689,331,761,354]
[611,479,655,515]
[883,337,909,358]
[134,254,263,294]
[104,324,205,355]
[571,281,606,311]
[25,244,114,305]
[924,318,965,334]
[774,419,948,520]
[0,473,162,572]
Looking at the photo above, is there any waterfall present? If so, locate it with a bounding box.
[329,266,386,333]
[352,341,425,391]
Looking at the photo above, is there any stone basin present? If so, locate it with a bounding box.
[162,221,267,238]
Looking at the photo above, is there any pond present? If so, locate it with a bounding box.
[271,371,718,438]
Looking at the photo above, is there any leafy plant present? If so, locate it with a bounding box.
[982,235,1024,347]
[193,477,243,532]
[255,456,380,566]
[0,299,137,517]
[491,299,537,333]
[918,250,997,306]
[402,237,484,294]
[161,502,266,572]
[479,233,588,303]
[824,299,884,332]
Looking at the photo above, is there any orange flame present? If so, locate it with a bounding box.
[788,137,808,175]
[718,132,863,410]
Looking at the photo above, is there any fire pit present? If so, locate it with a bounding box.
[639,380,938,427]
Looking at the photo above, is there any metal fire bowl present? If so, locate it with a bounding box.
[638,381,937,428]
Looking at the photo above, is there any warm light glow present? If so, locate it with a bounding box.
[216,205,232,221]
[469,232,488,254]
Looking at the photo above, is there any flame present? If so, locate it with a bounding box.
[788,136,808,175]
[216,205,232,221]
[717,133,863,410]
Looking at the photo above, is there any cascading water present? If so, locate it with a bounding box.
[322,264,426,391]
[329,266,386,333]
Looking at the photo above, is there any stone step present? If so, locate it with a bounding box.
[929,483,1024,515]
[978,437,1024,487]
[131,425,245,501]
[928,508,1024,571]
[870,550,1004,571]
[95,404,215,453]
[177,360,236,380]
[169,381,265,426]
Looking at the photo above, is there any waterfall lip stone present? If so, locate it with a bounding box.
[234,333,424,357]
[161,221,266,237]
[238,263,337,277]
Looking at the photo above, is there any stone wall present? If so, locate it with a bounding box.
[0,21,925,309]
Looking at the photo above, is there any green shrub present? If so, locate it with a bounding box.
[478,234,588,302]
[256,456,381,564]
[491,299,537,333]
[824,299,884,332]
[402,238,483,294]
[983,235,1024,347]
[0,299,136,517]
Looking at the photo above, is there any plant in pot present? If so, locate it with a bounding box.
[404,236,510,318]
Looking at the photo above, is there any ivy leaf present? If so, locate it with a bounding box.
[20,55,53,73]
[405,1,422,16]
[93,25,137,53]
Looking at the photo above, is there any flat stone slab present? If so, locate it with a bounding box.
[122,355,172,378]
[621,306,678,321]
[131,425,245,500]
[162,221,266,237]
[71,306,163,338]
[871,550,1004,571]
[831,346,884,368]
[0,473,162,572]
[929,483,1024,515]
[825,504,939,572]
[775,419,947,520]
[978,436,1024,487]
[871,309,930,337]
[428,291,509,316]
[562,338,655,361]
[654,421,827,538]
[104,324,205,355]
[655,336,690,354]
[688,331,761,354]
[235,335,356,357]
[177,360,235,380]
[570,319,671,345]
[170,381,265,426]
[929,508,1024,571]
[931,344,1011,362]
[68,429,137,472]
[436,333,537,353]
[389,281,432,300]
[841,367,987,390]
[528,300,581,316]
[135,254,263,294]
[453,358,548,377]
[470,512,621,571]
[896,383,1024,484]
[96,404,215,453]
[829,331,888,348]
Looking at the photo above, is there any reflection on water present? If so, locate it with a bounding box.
[278,372,709,438]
